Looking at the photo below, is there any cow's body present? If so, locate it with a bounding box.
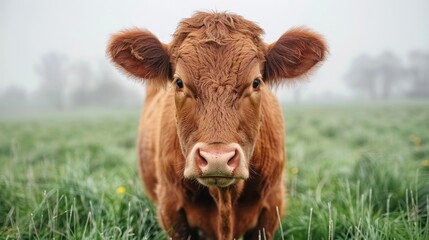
[139,84,285,238]
[108,12,327,239]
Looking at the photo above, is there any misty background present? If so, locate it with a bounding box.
[1,0,428,113]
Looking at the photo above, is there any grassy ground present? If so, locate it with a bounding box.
[0,104,428,239]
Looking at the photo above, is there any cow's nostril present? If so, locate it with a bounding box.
[196,149,208,167]
[227,150,239,168]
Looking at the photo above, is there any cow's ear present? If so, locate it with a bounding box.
[107,29,171,80]
[264,28,327,83]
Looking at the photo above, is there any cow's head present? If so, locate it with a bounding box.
[108,12,327,187]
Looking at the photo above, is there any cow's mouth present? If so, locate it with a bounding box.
[197,176,236,187]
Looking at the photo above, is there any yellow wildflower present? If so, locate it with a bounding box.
[291,167,299,175]
[354,149,361,159]
[117,186,126,195]
[409,135,421,151]
[422,160,429,167]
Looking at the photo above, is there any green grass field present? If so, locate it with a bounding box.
[1,104,428,239]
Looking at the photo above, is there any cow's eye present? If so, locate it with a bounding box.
[252,79,261,89]
[176,79,184,89]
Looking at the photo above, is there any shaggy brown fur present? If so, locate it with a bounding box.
[107,12,327,240]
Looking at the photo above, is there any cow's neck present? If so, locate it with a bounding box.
[208,182,244,239]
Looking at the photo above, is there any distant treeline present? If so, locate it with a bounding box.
[344,50,429,100]
[0,53,143,111]
[1,50,428,111]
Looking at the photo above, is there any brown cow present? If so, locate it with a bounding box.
[107,12,327,240]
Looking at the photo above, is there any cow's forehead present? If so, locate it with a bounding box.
[175,37,262,90]
[169,12,266,89]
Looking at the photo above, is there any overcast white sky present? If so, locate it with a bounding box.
[1,0,428,99]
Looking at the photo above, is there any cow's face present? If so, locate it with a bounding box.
[173,37,264,187]
[108,13,327,187]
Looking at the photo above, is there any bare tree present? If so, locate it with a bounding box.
[70,61,94,107]
[92,69,125,106]
[0,85,28,110]
[35,53,68,109]
[68,61,141,108]
[345,54,379,99]
[407,51,429,98]
[376,51,404,99]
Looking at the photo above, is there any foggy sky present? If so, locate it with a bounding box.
[1,0,428,100]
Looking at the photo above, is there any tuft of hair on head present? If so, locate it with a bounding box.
[169,11,265,58]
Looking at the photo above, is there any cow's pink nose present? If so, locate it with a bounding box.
[195,144,240,175]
